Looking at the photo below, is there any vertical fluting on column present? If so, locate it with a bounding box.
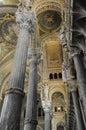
[70,46,86,116]
[70,88,85,130]
[24,48,41,130]
[42,100,51,130]
[0,10,35,130]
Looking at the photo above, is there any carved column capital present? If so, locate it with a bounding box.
[42,100,51,112]
[69,86,77,92]
[68,80,77,92]
[70,46,81,57]
[28,48,41,64]
[15,11,36,32]
[17,0,33,12]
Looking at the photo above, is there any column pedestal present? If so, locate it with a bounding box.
[24,49,41,130]
[0,11,35,130]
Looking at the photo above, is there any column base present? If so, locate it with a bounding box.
[0,88,24,130]
[24,118,38,130]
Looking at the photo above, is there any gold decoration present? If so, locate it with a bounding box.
[3,13,14,21]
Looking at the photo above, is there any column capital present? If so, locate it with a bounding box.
[28,48,41,64]
[15,11,36,32]
[70,46,81,57]
[68,80,77,92]
[42,100,51,112]
[17,0,33,12]
[69,86,77,92]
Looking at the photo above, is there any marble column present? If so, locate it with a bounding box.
[0,11,35,130]
[24,48,41,130]
[70,46,86,115]
[42,100,51,130]
[0,94,2,114]
[70,87,85,130]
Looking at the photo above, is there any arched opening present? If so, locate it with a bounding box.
[38,107,41,117]
[49,73,53,79]
[54,73,58,79]
[52,92,65,113]
[38,107,44,117]
[59,73,62,79]
[57,125,64,130]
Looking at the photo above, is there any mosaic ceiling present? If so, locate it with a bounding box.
[38,10,62,32]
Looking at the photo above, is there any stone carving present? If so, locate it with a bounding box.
[28,48,41,64]
[42,100,51,112]
[59,26,68,46]
[41,84,51,112]
[70,46,81,57]
[41,84,49,100]
[62,62,70,82]
[15,11,36,32]
[17,0,33,12]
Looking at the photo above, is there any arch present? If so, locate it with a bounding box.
[49,83,66,102]
[59,73,62,78]
[54,73,58,79]
[52,92,64,99]
[49,73,53,79]
[57,122,65,130]
[57,125,64,130]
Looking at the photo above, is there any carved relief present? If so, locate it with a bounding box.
[15,11,36,32]
[41,84,49,100]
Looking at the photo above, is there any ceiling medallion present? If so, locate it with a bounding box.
[38,10,62,32]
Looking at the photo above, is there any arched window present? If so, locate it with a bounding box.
[54,73,58,79]
[59,73,62,78]
[38,107,44,117]
[49,73,53,79]
[57,125,64,130]
[54,107,57,112]
[24,109,26,118]
[61,106,64,112]
[38,107,41,117]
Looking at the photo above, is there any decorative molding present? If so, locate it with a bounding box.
[70,46,81,57]
[15,11,36,32]
[42,100,51,112]
[28,48,41,64]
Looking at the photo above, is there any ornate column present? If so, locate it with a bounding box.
[41,84,51,130]
[0,9,35,130]
[70,46,86,116]
[24,48,41,130]
[70,86,85,130]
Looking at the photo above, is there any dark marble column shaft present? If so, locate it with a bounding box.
[71,89,85,130]
[24,49,41,130]
[70,46,86,115]
[0,11,34,130]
